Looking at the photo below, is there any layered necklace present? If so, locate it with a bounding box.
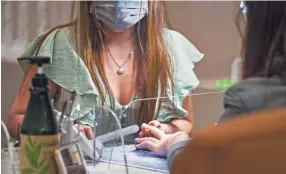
[105,44,134,75]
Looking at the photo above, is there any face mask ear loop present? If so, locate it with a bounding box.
[96,17,110,38]
[137,0,145,55]
[90,3,110,39]
[1,120,17,174]
[89,3,108,53]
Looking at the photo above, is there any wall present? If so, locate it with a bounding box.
[165,1,241,130]
[166,1,241,80]
[1,1,241,140]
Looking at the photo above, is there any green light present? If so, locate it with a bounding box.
[216,80,235,90]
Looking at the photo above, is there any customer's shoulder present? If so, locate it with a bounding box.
[222,76,286,119]
[225,76,286,105]
[229,76,285,92]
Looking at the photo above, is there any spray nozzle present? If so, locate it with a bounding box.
[18,56,51,67]
[18,56,51,88]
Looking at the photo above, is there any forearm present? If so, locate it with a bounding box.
[161,119,193,134]
[167,141,189,170]
[166,132,191,169]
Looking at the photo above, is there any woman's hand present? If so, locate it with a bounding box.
[73,124,94,140]
[138,120,180,138]
[138,120,161,138]
[135,124,190,157]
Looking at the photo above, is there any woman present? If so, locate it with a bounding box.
[8,1,203,142]
[136,1,286,169]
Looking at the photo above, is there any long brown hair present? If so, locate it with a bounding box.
[237,1,286,79]
[35,1,175,124]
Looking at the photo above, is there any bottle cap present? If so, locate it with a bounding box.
[18,56,51,88]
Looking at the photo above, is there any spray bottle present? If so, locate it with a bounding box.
[19,56,59,174]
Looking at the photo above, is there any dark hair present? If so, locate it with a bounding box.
[243,1,286,79]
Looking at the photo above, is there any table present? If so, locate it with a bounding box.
[87,162,165,174]
[95,144,169,173]
[1,149,165,174]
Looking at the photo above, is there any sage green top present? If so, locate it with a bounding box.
[18,27,203,140]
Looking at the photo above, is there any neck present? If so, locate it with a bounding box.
[102,24,135,45]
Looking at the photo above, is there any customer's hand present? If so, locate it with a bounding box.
[138,120,161,138]
[135,123,190,157]
[73,124,94,140]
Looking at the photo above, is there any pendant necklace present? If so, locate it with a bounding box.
[105,44,134,75]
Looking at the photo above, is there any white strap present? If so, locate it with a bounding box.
[153,79,161,119]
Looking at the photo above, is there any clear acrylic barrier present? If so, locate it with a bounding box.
[1,121,20,174]
[85,89,226,174]
[74,105,130,173]
[1,147,20,174]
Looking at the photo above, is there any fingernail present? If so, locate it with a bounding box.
[142,123,148,127]
[134,138,139,142]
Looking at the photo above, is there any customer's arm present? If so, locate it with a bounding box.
[167,140,189,169]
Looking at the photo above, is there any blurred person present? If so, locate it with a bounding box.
[219,1,286,121]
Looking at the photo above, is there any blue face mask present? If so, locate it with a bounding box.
[91,1,148,33]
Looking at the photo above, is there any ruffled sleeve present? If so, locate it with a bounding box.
[157,29,204,122]
[17,28,99,126]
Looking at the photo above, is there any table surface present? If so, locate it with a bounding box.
[87,162,165,174]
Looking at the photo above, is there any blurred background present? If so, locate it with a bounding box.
[1,1,241,145]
